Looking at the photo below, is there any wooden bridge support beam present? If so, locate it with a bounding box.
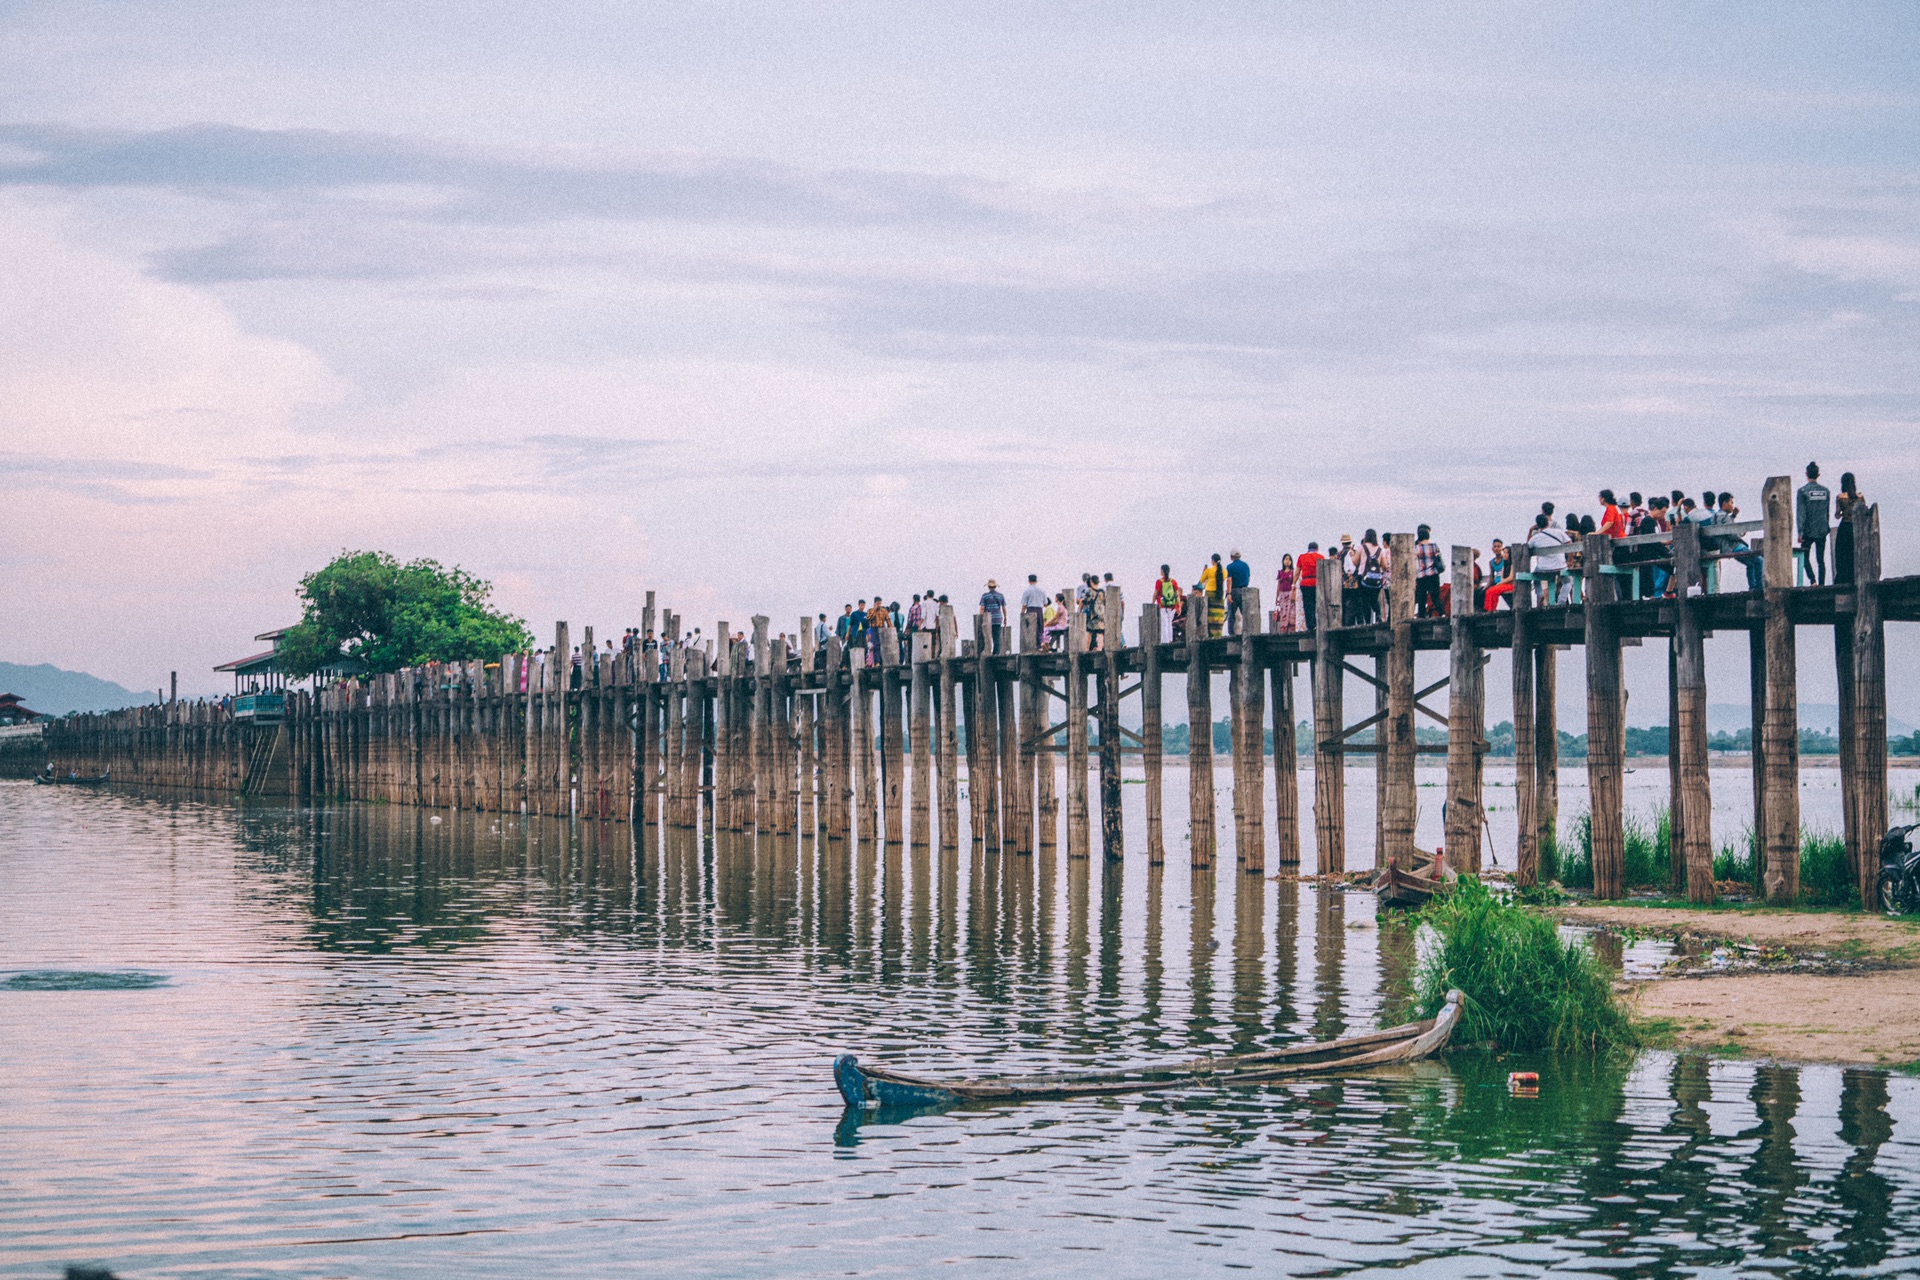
[1142,603,1166,866]
[1185,589,1215,869]
[1671,522,1715,903]
[880,626,904,845]
[1066,608,1091,860]
[1002,621,1028,857]
[1099,585,1126,863]
[1845,505,1887,907]
[1511,546,1539,886]
[1311,562,1345,876]
[1584,537,1626,899]
[1445,546,1485,874]
[1381,534,1417,872]
[1760,475,1802,905]
[1232,587,1265,872]
[1014,616,1040,856]
[1271,657,1300,871]
[935,606,960,853]
[911,630,933,848]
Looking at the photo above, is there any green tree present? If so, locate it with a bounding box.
[276,551,533,679]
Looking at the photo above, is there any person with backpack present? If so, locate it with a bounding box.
[1338,534,1363,624]
[1357,530,1388,623]
[1152,565,1181,642]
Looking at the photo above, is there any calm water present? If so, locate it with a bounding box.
[4,779,1918,1278]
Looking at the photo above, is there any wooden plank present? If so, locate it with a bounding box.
[1444,545,1484,873]
[1312,553,1345,876]
[1099,584,1127,863]
[1584,537,1625,898]
[1760,474,1801,905]
[1186,589,1215,869]
[1141,603,1166,866]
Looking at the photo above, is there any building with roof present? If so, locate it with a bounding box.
[0,693,47,726]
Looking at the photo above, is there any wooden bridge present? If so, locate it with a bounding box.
[39,477,1912,907]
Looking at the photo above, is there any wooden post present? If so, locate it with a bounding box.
[822,635,846,840]
[879,625,904,845]
[852,648,875,844]
[1232,586,1265,871]
[1185,589,1215,869]
[799,617,817,835]
[1759,474,1801,905]
[1013,612,1040,855]
[1270,656,1300,871]
[974,616,1002,854]
[770,637,792,833]
[1535,641,1559,868]
[1445,545,1485,874]
[1311,556,1345,876]
[935,605,961,853]
[911,629,933,848]
[1848,505,1887,908]
[750,616,771,830]
[1511,544,1539,887]
[1141,602,1166,866]
[1672,521,1715,903]
[1382,533,1417,872]
[1584,535,1625,898]
[1098,584,1126,863]
[1066,607,1091,860]
[1000,621,1026,856]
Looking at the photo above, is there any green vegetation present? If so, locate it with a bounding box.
[1411,878,1636,1054]
[276,551,534,679]
[1548,806,1856,906]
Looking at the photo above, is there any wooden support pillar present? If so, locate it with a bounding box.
[1270,657,1300,871]
[822,636,847,840]
[1536,642,1559,867]
[911,630,933,848]
[691,648,712,829]
[1584,535,1625,899]
[1381,534,1417,872]
[935,605,961,853]
[799,617,818,836]
[852,648,876,844]
[1185,589,1215,869]
[879,625,904,845]
[1232,586,1265,872]
[1066,608,1091,860]
[1000,621,1026,857]
[1098,584,1126,863]
[770,638,792,834]
[1141,603,1166,866]
[1445,545,1485,874]
[1759,474,1801,905]
[1672,521,1715,903]
[1511,545,1539,886]
[1847,505,1887,908]
[1311,558,1345,876]
[1013,613,1039,855]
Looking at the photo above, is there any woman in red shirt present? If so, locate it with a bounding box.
[1598,489,1628,539]
[1296,542,1323,631]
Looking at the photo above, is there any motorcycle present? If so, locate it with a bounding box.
[1877,825,1920,916]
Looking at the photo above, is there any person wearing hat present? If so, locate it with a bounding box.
[1339,534,1362,624]
[979,579,1006,652]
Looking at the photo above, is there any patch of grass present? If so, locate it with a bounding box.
[1797,830,1852,907]
[1713,826,1757,885]
[1411,878,1638,1054]
[1561,807,1670,889]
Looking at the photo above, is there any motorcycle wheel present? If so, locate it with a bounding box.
[1880,868,1912,918]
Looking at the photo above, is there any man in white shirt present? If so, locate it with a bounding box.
[1527,514,1570,604]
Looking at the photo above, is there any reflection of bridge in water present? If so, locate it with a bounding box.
[48,479,1915,908]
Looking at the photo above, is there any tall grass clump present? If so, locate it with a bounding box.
[1558,808,1669,889]
[1797,831,1852,906]
[1712,825,1757,885]
[1412,878,1637,1054]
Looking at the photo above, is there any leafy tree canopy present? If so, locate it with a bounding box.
[276,551,533,679]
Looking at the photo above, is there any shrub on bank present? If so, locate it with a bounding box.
[1557,809,1853,905]
[1411,878,1636,1054]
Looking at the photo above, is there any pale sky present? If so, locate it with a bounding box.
[4,2,1917,718]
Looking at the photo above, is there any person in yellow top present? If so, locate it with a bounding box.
[1199,553,1227,637]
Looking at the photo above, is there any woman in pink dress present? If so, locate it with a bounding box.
[1273,554,1300,632]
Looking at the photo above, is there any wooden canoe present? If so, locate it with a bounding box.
[33,770,111,787]
[1374,847,1454,908]
[834,989,1464,1108]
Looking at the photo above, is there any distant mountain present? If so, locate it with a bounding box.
[1707,702,1913,738]
[0,663,156,716]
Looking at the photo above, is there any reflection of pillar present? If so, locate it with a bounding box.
[1271,879,1299,1038]
[1141,860,1165,1040]
[1744,1065,1809,1255]
[1312,885,1346,1040]
[1098,856,1125,1007]
[1231,871,1265,1055]
[1188,868,1218,1043]
[1837,1068,1894,1269]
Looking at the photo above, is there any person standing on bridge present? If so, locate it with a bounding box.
[1357,531,1388,623]
[1297,542,1322,631]
[1798,462,1832,585]
[1152,565,1181,642]
[1413,525,1443,618]
[1226,550,1252,635]
[979,580,1006,652]
[1200,553,1228,636]
[1273,554,1300,633]
[1020,575,1047,630]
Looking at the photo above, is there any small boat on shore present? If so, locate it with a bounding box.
[834,989,1463,1109]
[1374,847,1454,909]
[33,768,111,787]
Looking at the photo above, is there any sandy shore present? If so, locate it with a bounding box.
[1558,903,1920,1066]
